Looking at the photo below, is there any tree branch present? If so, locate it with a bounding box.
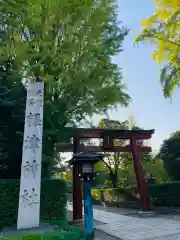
[155,35,180,48]
[103,157,114,175]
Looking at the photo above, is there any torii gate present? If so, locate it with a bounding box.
[56,127,155,221]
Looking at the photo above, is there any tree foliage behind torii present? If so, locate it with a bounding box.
[95,118,158,187]
[159,131,180,181]
[97,118,130,187]
[0,0,130,178]
[0,0,130,115]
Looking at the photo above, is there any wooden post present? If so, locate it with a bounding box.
[130,138,150,211]
[83,182,94,239]
[72,137,82,221]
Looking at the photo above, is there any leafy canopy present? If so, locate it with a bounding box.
[0,0,130,116]
[135,0,180,98]
[159,131,180,180]
[0,60,26,178]
[0,0,131,178]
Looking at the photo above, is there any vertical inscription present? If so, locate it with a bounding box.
[26,112,42,127]
[20,188,38,207]
[24,135,40,153]
[17,81,44,230]
[23,160,39,178]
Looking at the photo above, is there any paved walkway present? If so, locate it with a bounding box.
[67,210,119,240]
[67,202,180,240]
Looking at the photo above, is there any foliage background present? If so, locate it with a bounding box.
[0,0,130,179]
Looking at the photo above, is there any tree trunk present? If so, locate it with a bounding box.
[110,173,117,188]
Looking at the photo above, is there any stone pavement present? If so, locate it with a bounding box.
[67,202,180,240]
[66,209,119,240]
[94,229,120,240]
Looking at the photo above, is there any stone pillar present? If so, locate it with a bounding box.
[17,81,44,230]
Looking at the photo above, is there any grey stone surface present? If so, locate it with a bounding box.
[67,210,120,240]
[95,221,180,240]
[138,211,156,217]
[67,201,180,240]
[95,229,121,240]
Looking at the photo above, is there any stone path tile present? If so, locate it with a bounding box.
[95,229,120,240]
[153,234,180,240]
[67,202,180,240]
[96,222,180,240]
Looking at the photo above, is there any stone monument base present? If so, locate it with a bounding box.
[70,218,84,224]
[0,223,58,237]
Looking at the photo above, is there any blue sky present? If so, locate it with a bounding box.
[92,0,180,152]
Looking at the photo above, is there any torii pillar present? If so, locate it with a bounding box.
[131,138,150,211]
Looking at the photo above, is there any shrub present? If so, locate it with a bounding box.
[92,182,180,208]
[91,187,139,205]
[148,181,180,207]
[0,179,68,229]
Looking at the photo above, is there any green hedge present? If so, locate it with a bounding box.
[92,182,180,208]
[0,179,68,229]
[91,187,140,206]
[148,181,180,207]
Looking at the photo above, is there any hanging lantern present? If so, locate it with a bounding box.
[69,152,105,181]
